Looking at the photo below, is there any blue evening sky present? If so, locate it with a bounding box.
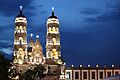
[0,0,120,67]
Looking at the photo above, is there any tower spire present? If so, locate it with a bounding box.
[19,5,23,15]
[51,7,54,16]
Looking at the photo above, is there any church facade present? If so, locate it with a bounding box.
[11,6,65,80]
[10,6,120,80]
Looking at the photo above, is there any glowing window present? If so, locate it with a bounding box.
[24,26,26,31]
[52,38,56,45]
[49,27,51,32]
[66,72,70,79]
[56,27,58,32]
[20,26,22,29]
[16,26,18,30]
[53,27,56,32]
[19,37,23,43]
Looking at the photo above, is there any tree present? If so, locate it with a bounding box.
[20,64,46,80]
[20,69,34,80]
[34,64,46,80]
[0,53,11,80]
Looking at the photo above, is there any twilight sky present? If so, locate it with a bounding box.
[0,0,120,67]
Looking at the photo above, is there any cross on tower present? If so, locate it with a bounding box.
[52,7,54,11]
[20,5,23,10]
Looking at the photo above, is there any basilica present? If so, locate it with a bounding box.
[10,6,120,80]
[11,6,65,80]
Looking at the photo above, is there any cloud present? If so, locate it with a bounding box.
[0,0,37,17]
[0,40,13,48]
[84,9,120,22]
[83,1,120,22]
[0,25,14,41]
[0,39,13,55]
[40,11,48,15]
[0,48,13,55]
[80,8,101,15]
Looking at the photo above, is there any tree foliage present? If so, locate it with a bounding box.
[20,64,46,80]
[0,53,11,80]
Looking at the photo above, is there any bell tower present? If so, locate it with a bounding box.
[46,7,61,60]
[13,6,27,64]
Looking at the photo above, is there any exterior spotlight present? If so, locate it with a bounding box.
[88,65,90,67]
[72,65,74,67]
[96,65,99,67]
[80,65,82,67]
[112,65,114,67]
[64,62,66,65]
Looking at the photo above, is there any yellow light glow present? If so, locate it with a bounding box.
[20,26,22,30]
[52,38,56,45]
[15,75,19,79]
[18,60,23,64]
[36,45,39,48]
[49,27,51,32]
[80,65,82,67]
[52,48,56,52]
[19,37,23,43]
[53,27,56,32]
[16,26,18,30]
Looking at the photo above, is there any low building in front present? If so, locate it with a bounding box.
[65,65,120,80]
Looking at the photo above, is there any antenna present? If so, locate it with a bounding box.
[51,7,55,16]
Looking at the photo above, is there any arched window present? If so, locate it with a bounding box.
[53,27,56,32]
[19,37,24,44]
[24,26,26,31]
[48,27,51,33]
[20,26,23,31]
[56,27,58,32]
[19,48,23,55]
[52,38,56,45]
[16,26,18,31]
